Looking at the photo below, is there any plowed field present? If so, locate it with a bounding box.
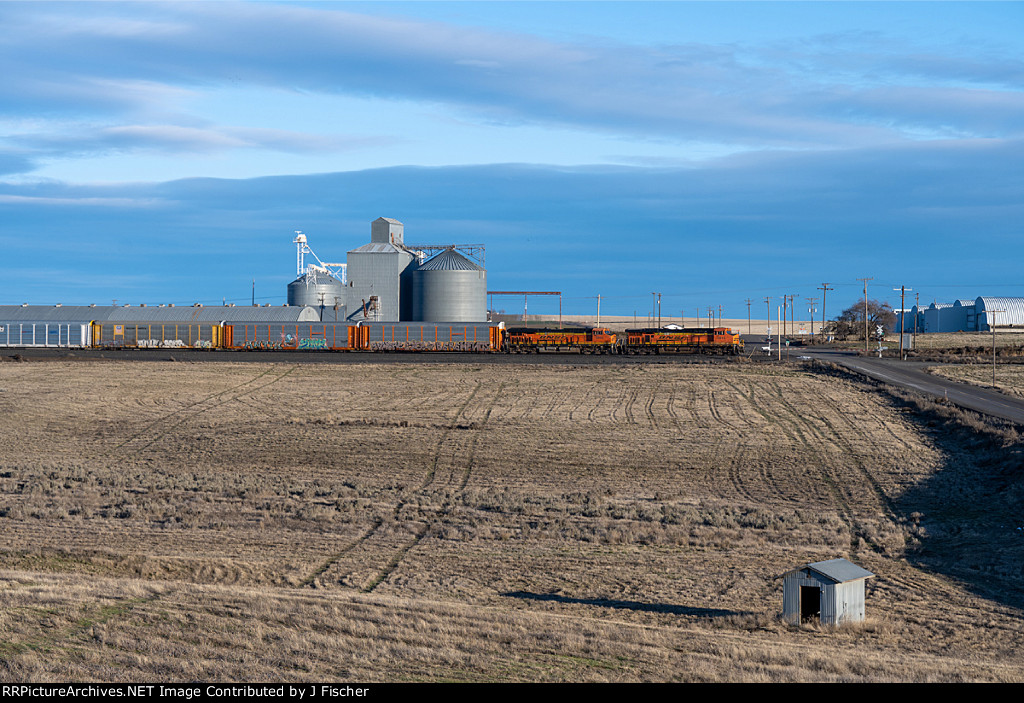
[0,360,1021,681]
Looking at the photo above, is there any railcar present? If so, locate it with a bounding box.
[505,327,617,354]
[90,321,223,349]
[622,327,743,355]
[222,321,505,352]
[0,321,92,348]
[360,322,503,352]
[223,322,357,350]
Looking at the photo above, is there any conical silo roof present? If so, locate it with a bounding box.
[417,249,483,271]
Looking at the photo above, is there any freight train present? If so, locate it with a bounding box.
[0,320,743,355]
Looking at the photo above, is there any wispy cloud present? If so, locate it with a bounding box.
[0,1,1020,175]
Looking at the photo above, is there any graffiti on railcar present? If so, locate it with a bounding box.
[298,338,327,350]
[369,340,491,352]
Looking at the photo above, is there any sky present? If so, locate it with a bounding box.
[1,1,1022,321]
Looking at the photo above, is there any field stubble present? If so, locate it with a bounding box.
[0,360,1021,681]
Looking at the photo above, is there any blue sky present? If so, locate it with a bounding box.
[1,1,1022,320]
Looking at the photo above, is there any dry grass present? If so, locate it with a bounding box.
[0,360,1022,682]
[906,330,1024,351]
[928,364,1024,398]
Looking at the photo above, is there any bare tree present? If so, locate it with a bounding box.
[829,299,896,340]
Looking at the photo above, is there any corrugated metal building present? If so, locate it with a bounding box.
[924,303,955,333]
[0,305,323,347]
[975,297,1024,331]
[345,218,417,322]
[781,558,874,625]
[0,304,322,323]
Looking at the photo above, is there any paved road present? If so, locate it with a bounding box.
[802,348,1024,426]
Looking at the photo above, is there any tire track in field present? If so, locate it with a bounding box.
[725,445,759,504]
[567,381,595,422]
[360,381,503,594]
[706,388,738,432]
[812,387,900,518]
[301,518,384,588]
[643,383,659,429]
[766,380,859,524]
[685,383,708,429]
[773,381,897,520]
[623,385,641,425]
[720,378,769,430]
[418,381,482,492]
[740,378,855,517]
[109,365,298,454]
[109,366,281,450]
[725,378,806,504]
[458,382,505,491]
[359,523,429,593]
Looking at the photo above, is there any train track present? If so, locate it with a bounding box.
[4,348,758,366]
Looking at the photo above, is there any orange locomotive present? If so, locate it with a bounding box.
[622,327,743,355]
[505,327,617,354]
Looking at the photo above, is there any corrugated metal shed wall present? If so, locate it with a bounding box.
[975,297,1024,330]
[925,302,970,333]
[345,246,415,322]
[782,568,867,625]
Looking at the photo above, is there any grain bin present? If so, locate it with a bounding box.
[412,248,487,322]
[287,270,346,311]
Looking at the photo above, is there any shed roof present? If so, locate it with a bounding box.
[0,305,321,323]
[349,242,403,254]
[975,297,1024,321]
[783,558,874,583]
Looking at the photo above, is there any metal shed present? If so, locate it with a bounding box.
[781,558,874,625]
[975,297,1024,331]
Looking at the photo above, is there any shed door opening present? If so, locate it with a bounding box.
[801,586,821,621]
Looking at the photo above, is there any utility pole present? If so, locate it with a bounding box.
[597,294,601,326]
[789,294,798,337]
[990,309,1005,388]
[856,278,873,353]
[658,293,662,328]
[718,304,723,328]
[651,292,657,326]
[764,297,771,337]
[818,283,833,339]
[745,298,752,335]
[778,305,782,361]
[894,286,911,360]
[782,295,788,336]
[913,292,919,350]
[805,297,818,341]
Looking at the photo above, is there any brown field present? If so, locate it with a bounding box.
[0,359,1022,682]
[907,330,1024,350]
[928,363,1024,398]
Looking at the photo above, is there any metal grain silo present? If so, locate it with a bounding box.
[413,249,487,322]
[287,270,347,310]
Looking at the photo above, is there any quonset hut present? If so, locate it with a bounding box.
[781,558,874,626]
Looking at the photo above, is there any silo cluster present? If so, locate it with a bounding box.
[285,217,488,323]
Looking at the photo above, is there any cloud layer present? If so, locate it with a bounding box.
[1,2,1022,177]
